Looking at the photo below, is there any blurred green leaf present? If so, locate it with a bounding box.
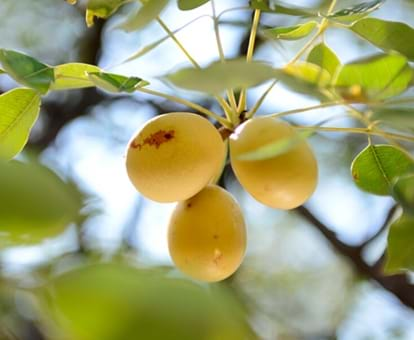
[177,0,209,10]
[275,62,331,98]
[249,0,315,16]
[385,215,414,274]
[0,88,41,160]
[263,21,317,41]
[85,0,130,27]
[88,71,149,93]
[237,129,314,161]
[334,54,412,101]
[118,0,169,32]
[166,59,276,94]
[51,63,101,90]
[326,0,384,23]
[372,106,414,132]
[351,144,414,196]
[351,18,414,61]
[0,69,5,74]
[392,174,414,215]
[0,49,54,94]
[38,263,253,340]
[307,43,341,77]
[0,161,83,246]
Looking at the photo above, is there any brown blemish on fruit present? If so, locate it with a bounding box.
[352,171,359,180]
[213,234,219,240]
[186,202,192,208]
[130,129,175,150]
[213,248,223,265]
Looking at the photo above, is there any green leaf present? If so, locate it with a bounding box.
[392,174,414,215]
[249,0,315,16]
[118,0,169,32]
[307,43,341,77]
[351,18,414,61]
[166,59,276,94]
[88,71,149,93]
[0,161,83,246]
[237,129,314,161]
[263,21,317,41]
[326,0,384,23]
[51,63,101,91]
[0,49,54,94]
[385,215,414,274]
[275,62,331,98]
[0,88,41,160]
[38,263,251,340]
[372,107,414,132]
[85,0,130,27]
[177,0,209,10]
[334,54,412,101]
[351,144,414,196]
[0,69,5,74]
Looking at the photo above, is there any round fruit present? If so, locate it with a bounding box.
[126,112,225,203]
[229,117,318,210]
[168,185,246,282]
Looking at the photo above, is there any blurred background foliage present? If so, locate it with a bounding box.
[1,0,414,339]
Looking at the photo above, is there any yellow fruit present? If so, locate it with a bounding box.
[126,112,225,203]
[168,185,246,282]
[229,117,318,209]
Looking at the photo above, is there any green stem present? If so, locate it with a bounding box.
[156,17,200,69]
[267,101,344,118]
[297,125,414,143]
[211,0,238,120]
[246,80,278,119]
[136,87,231,128]
[238,9,261,113]
[156,16,232,124]
[287,0,337,65]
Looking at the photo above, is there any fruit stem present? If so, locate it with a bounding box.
[296,125,414,143]
[246,80,278,119]
[156,16,233,123]
[211,0,239,122]
[268,101,345,118]
[136,87,232,129]
[238,9,261,114]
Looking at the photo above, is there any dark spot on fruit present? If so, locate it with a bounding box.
[352,172,359,180]
[187,202,192,208]
[130,140,142,149]
[213,234,219,240]
[141,129,176,149]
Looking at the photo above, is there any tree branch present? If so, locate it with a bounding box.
[295,205,414,309]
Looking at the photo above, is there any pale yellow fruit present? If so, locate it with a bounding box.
[168,185,246,282]
[229,117,318,209]
[126,112,225,203]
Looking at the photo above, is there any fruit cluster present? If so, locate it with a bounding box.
[126,112,318,282]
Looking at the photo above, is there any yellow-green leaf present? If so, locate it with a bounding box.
[52,63,101,90]
[0,88,41,160]
[263,21,317,41]
[385,215,414,274]
[351,18,414,61]
[334,54,412,101]
[85,0,130,27]
[326,0,384,23]
[307,43,341,77]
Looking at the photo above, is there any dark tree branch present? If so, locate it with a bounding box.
[295,205,414,310]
